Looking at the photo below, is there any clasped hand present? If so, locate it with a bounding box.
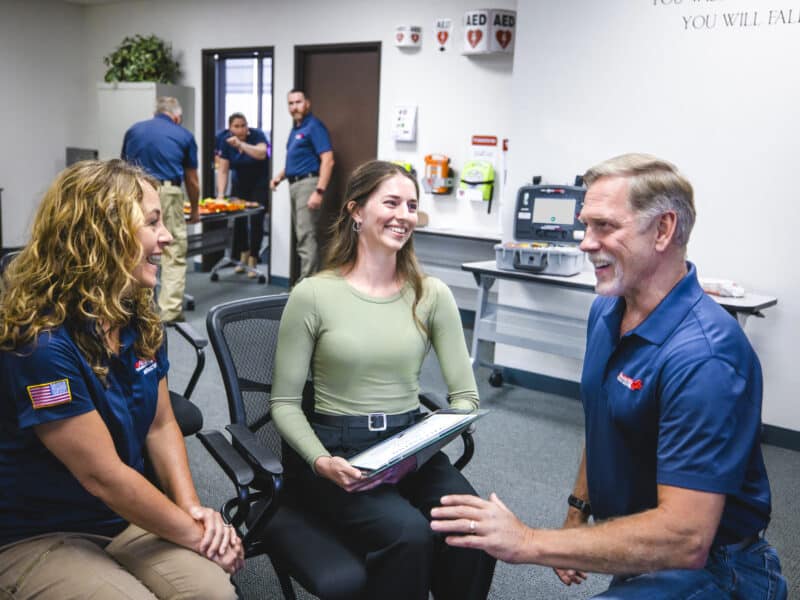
[188,505,245,574]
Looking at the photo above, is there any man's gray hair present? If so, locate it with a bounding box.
[583,153,696,248]
[155,96,182,118]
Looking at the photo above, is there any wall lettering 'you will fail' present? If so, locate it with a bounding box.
[652,0,800,31]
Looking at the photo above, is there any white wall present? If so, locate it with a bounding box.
[502,0,800,431]
[0,0,91,246]
[81,0,516,280]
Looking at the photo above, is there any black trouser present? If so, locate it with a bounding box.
[284,420,496,600]
[231,179,269,257]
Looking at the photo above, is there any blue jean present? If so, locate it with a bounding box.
[593,538,787,599]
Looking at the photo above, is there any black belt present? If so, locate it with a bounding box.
[161,178,181,187]
[310,409,419,432]
[287,172,319,184]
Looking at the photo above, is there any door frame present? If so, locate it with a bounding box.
[201,46,275,199]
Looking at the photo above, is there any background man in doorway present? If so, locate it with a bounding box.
[270,89,334,282]
[122,96,199,323]
[430,153,787,599]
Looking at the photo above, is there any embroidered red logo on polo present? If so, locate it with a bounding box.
[135,359,158,375]
[617,371,643,391]
[295,133,305,140]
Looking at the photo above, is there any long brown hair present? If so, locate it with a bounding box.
[324,160,428,336]
[0,159,164,383]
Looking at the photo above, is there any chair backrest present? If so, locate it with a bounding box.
[0,250,21,277]
[206,293,290,459]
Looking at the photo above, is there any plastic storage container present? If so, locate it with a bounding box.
[494,242,585,276]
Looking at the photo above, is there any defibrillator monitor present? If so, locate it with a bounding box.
[513,184,586,243]
[531,196,576,226]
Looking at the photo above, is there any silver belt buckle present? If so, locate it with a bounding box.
[368,413,387,431]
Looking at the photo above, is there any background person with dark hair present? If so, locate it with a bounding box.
[270,88,334,282]
[215,112,270,277]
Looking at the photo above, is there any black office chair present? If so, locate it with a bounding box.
[197,293,475,600]
[165,321,206,436]
[0,249,22,278]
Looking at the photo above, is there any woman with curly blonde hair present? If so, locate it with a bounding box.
[0,160,242,599]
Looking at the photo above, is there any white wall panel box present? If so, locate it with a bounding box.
[395,25,422,48]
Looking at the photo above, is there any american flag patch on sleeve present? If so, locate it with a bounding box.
[27,379,72,409]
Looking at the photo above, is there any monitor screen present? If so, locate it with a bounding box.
[531,197,576,225]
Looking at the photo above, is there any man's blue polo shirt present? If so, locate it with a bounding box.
[0,323,169,546]
[581,263,771,545]
[218,127,271,192]
[285,113,332,177]
[122,113,198,182]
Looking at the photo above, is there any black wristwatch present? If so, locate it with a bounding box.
[315,187,325,195]
[568,494,592,516]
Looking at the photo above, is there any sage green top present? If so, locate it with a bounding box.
[270,271,479,467]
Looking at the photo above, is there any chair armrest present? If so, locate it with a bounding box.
[226,423,284,477]
[419,391,448,412]
[168,321,209,350]
[418,392,477,471]
[166,322,207,400]
[197,430,254,488]
[419,391,478,434]
[197,429,258,529]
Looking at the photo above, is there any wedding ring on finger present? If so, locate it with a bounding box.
[469,520,476,533]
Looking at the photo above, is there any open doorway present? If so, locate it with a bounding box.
[201,47,274,271]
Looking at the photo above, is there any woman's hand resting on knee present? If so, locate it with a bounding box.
[188,505,245,574]
[314,455,365,491]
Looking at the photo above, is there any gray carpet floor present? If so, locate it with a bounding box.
[169,269,799,599]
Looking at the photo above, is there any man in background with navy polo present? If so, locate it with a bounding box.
[431,154,787,599]
[270,89,334,282]
[122,96,199,323]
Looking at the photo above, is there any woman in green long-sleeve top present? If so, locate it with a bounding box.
[270,160,496,600]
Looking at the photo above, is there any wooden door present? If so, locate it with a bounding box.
[294,42,381,281]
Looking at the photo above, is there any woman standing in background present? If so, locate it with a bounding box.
[216,112,270,277]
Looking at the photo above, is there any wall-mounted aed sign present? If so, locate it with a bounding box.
[463,9,516,55]
[435,18,453,52]
[395,25,422,48]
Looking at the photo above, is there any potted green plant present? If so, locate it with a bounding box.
[103,34,181,84]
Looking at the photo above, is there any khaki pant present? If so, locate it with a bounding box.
[289,177,321,282]
[157,182,187,322]
[0,525,237,599]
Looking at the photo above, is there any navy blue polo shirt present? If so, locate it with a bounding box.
[285,113,332,177]
[121,113,198,182]
[581,263,771,545]
[0,323,169,546]
[218,127,271,192]
[215,128,230,152]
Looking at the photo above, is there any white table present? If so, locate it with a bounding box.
[462,260,777,385]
